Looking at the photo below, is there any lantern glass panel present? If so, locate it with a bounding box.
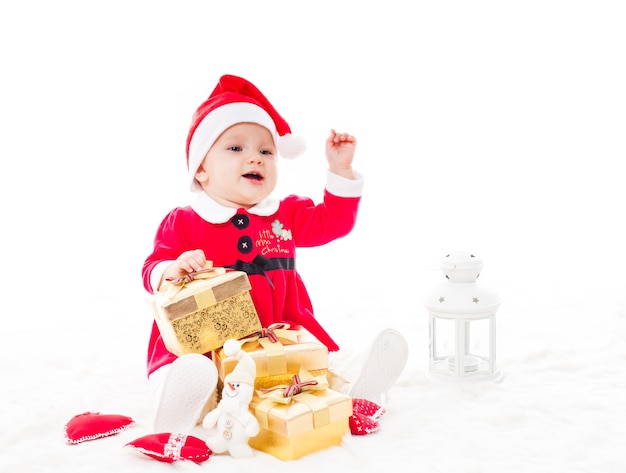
[430,316,455,367]
[467,318,490,360]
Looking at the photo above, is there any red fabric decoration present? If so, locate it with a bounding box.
[352,398,386,420]
[125,433,211,463]
[349,412,380,435]
[349,398,385,435]
[64,412,135,444]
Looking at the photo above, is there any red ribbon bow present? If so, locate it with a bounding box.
[166,268,220,286]
[261,373,319,399]
[245,323,290,344]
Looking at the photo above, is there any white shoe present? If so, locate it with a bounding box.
[348,328,409,406]
[153,354,218,434]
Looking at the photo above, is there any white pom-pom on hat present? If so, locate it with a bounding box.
[223,339,242,358]
[278,134,306,159]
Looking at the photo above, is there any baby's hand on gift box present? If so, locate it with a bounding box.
[161,250,207,285]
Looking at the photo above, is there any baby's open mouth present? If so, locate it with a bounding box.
[243,172,263,181]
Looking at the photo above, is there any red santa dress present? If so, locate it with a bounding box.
[142,172,363,377]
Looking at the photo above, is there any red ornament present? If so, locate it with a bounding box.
[349,398,386,435]
[352,398,386,420]
[349,412,381,435]
[125,433,211,463]
[64,412,134,444]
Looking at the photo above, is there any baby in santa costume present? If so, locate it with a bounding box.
[142,74,408,435]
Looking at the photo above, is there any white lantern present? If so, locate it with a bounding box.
[424,251,502,382]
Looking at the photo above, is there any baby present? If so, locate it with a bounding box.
[142,74,408,434]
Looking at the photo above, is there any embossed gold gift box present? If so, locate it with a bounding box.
[212,326,329,390]
[149,269,262,356]
[249,389,352,461]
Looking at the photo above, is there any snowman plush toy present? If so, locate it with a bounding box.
[202,339,260,458]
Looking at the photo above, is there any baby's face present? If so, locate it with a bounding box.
[195,123,278,209]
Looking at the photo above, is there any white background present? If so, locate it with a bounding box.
[1,1,625,472]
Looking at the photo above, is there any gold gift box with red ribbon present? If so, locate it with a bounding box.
[211,324,328,390]
[149,266,262,356]
[249,371,352,461]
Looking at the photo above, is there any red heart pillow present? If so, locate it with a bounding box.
[352,398,386,419]
[349,398,384,435]
[125,433,211,463]
[64,411,135,444]
[349,412,381,435]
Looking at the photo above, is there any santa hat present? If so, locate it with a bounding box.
[186,74,306,192]
[222,339,256,387]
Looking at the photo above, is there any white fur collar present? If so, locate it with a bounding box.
[190,192,280,223]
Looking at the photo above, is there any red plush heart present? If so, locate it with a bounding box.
[125,433,211,463]
[64,411,135,444]
[349,412,380,435]
[352,398,386,420]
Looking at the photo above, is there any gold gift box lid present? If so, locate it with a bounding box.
[250,388,352,438]
[154,270,252,321]
[148,268,262,355]
[213,327,329,380]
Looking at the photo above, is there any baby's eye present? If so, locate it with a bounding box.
[260,149,273,156]
[229,146,242,152]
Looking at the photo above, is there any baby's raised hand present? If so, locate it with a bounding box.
[325,129,356,180]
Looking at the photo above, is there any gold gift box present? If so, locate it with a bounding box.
[249,389,352,461]
[212,327,328,389]
[149,270,262,356]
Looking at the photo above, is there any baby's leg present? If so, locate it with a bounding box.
[329,328,409,406]
[150,354,218,434]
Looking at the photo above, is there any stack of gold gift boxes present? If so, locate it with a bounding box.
[149,265,353,461]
